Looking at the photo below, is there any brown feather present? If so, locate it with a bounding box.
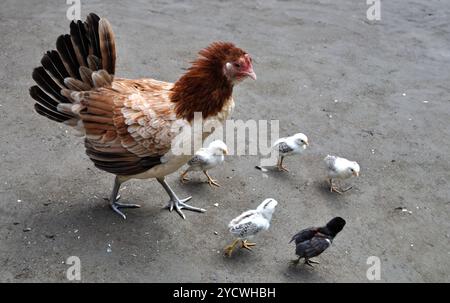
[170,42,245,121]
[98,19,116,75]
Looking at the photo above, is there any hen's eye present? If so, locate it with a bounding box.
[234,63,241,68]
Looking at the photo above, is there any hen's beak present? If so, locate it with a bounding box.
[245,69,257,80]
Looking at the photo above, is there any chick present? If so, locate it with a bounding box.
[272,133,309,171]
[290,217,346,267]
[324,155,360,194]
[180,140,228,187]
[224,198,278,257]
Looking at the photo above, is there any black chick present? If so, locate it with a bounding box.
[290,217,346,267]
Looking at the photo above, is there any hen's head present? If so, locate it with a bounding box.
[196,42,256,83]
[172,42,255,121]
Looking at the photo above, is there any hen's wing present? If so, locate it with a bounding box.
[76,78,180,175]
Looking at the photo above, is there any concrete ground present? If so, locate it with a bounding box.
[0,0,449,282]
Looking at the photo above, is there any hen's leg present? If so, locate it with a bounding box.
[109,176,141,220]
[203,170,221,187]
[157,177,206,219]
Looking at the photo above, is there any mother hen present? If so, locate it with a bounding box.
[29,13,256,219]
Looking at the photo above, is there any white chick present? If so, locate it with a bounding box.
[272,133,309,171]
[180,140,228,187]
[324,155,360,194]
[224,198,278,257]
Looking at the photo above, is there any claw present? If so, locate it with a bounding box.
[277,165,289,172]
[110,201,141,220]
[305,259,320,267]
[165,196,205,219]
[180,171,190,184]
[330,186,343,194]
[207,179,221,187]
[203,171,221,188]
[241,240,256,251]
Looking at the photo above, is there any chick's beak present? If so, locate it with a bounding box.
[305,141,309,146]
[353,171,359,177]
[223,148,228,155]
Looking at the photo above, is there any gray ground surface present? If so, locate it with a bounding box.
[0,0,449,283]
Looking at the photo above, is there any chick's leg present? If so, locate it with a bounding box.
[203,170,221,187]
[277,156,289,172]
[305,258,320,267]
[109,176,141,220]
[329,178,343,194]
[180,169,190,184]
[241,239,256,251]
[157,177,206,220]
[224,239,240,257]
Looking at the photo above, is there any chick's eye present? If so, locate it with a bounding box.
[350,168,354,172]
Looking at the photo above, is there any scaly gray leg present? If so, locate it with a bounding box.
[157,177,206,219]
[109,176,140,220]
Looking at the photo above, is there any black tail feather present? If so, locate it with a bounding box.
[86,13,102,59]
[56,34,81,79]
[40,50,70,87]
[70,20,90,66]
[34,103,71,123]
[32,67,70,103]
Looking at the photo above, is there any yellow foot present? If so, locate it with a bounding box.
[330,186,343,194]
[180,176,190,184]
[241,240,256,251]
[207,178,221,187]
[224,239,240,257]
[277,165,289,172]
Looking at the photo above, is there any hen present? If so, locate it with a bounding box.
[29,13,256,219]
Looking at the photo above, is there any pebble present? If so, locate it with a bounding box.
[214,231,218,235]
[402,93,406,96]
[23,228,31,232]
[106,244,112,253]
[423,100,429,103]
[213,203,219,207]
[17,199,22,203]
